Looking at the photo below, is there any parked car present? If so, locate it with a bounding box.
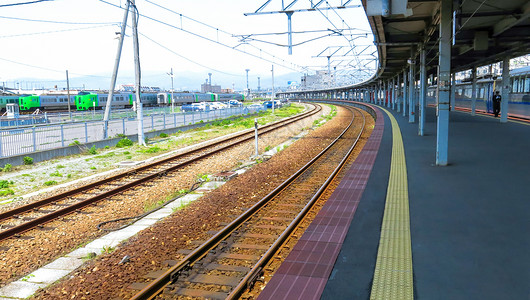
[263,101,281,108]
[248,103,263,110]
[210,102,228,110]
[228,100,243,107]
[181,102,209,112]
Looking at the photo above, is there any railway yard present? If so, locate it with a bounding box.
[0,103,375,299]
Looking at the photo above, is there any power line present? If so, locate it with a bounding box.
[0,0,54,8]
[97,0,305,73]
[0,24,116,39]
[0,57,110,78]
[0,15,118,25]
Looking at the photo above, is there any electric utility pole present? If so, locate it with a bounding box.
[131,0,145,146]
[103,0,130,138]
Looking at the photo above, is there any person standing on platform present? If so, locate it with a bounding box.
[492,90,501,117]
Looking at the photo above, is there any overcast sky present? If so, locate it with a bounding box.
[0,0,375,91]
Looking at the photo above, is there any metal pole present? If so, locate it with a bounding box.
[403,69,407,116]
[245,69,250,98]
[419,48,427,136]
[103,0,130,138]
[66,70,72,120]
[500,57,510,123]
[131,0,145,146]
[396,73,401,112]
[409,60,415,123]
[271,65,275,114]
[169,68,174,114]
[254,118,259,157]
[436,0,452,166]
[471,66,477,116]
[287,12,293,55]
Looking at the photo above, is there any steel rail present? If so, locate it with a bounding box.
[0,104,319,223]
[130,105,364,300]
[0,104,321,242]
[228,107,365,299]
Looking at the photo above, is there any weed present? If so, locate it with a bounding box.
[144,199,165,212]
[0,189,15,196]
[116,138,133,148]
[126,155,132,159]
[0,180,13,189]
[123,151,130,155]
[56,165,65,169]
[23,156,34,165]
[20,274,35,282]
[89,145,98,155]
[50,171,63,177]
[197,173,210,182]
[2,164,12,172]
[67,174,72,178]
[90,166,97,170]
[104,145,110,149]
[139,146,161,154]
[44,180,57,186]
[81,252,97,261]
[101,246,115,254]
[264,145,271,152]
[21,174,31,177]
[159,133,169,138]
[69,140,81,146]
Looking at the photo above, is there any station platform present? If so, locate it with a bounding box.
[259,103,529,299]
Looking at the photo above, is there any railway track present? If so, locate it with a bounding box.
[129,105,365,300]
[0,104,321,243]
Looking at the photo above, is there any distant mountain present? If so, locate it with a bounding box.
[4,71,303,93]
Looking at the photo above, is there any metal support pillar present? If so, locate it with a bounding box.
[419,48,426,136]
[396,73,401,112]
[436,0,452,166]
[131,0,145,146]
[409,61,415,123]
[392,78,396,110]
[403,69,407,116]
[287,12,293,55]
[450,73,455,110]
[500,57,510,123]
[471,66,477,116]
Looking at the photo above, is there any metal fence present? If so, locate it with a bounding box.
[0,106,265,158]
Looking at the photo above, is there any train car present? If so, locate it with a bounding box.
[195,93,216,102]
[75,92,99,111]
[75,92,158,111]
[38,94,76,111]
[0,95,20,112]
[19,95,40,111]
[427,66,530,118]
[157,92,196,105]
[217,93,245,102]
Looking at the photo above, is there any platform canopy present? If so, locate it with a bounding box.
[367,0,530,81]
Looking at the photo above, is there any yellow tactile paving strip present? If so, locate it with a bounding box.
[370,107,413,300]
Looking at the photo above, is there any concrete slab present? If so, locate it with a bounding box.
[26,268,72,285]
[132,218,159,226]
[43,257,84,271]
[142,209,173,220]
[66,247,99,259]
[0,281,46,298]
[84,238,122,250]
[100,230,138,242]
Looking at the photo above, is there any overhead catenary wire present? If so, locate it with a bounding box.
[0,0,53,8]
[97,0,306,73]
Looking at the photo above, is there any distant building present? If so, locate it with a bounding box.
[301,71,333,90]
[201,80,221,93]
